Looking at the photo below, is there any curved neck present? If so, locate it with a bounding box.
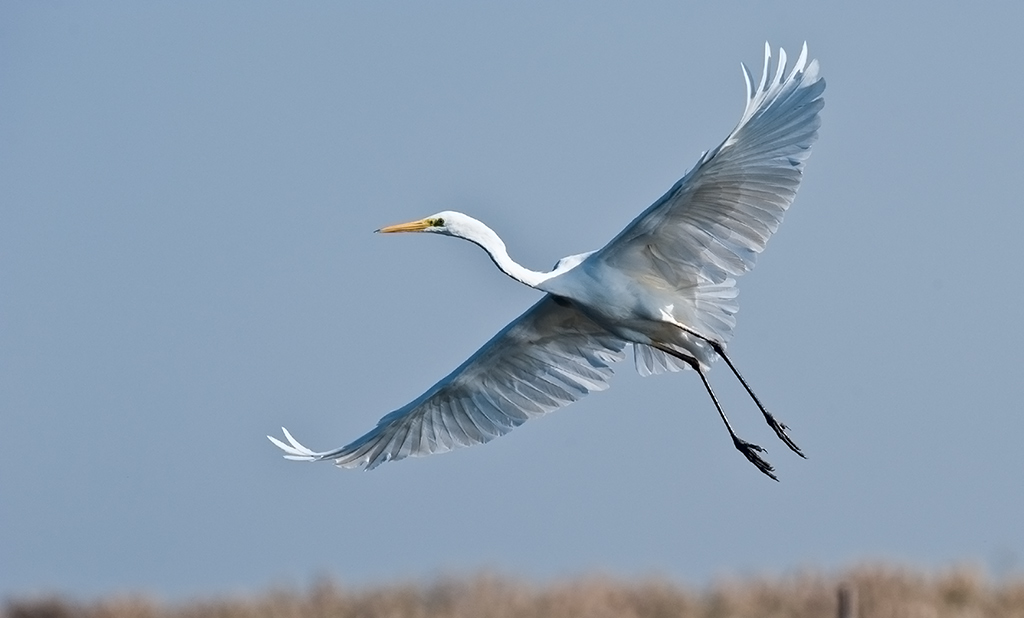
[458,223,553,289]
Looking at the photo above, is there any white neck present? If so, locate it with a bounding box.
[447,216,555,289]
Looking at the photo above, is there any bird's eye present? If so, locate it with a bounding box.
[429,217,445,227]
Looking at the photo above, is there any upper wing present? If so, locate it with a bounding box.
[269,296,627,469]
[594,43,824,345]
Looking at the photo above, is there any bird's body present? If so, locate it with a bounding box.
[270,43,825,479]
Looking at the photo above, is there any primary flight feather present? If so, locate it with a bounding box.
[270,43,825,479]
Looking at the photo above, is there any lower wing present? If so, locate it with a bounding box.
[269,296,627,469]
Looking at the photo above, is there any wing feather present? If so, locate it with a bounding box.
[597,43,824,351]
[269,296,627,469]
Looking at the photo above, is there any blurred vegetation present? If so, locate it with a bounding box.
[7,565,1024,618]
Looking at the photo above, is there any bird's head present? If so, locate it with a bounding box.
[376,211,480,240]
[375,210,521,279]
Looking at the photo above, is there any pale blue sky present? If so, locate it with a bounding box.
[3,1,1023,600]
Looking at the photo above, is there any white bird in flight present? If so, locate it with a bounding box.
[270,43,824,480]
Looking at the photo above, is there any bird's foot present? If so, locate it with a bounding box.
[733,436,778,481]
[763,412,805,459]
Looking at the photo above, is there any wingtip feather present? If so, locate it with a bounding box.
[741,62,755,101]
[268,427,320,460]
[758,42,771,93]
[774,47,788,87]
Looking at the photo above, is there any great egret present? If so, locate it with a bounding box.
[270,43,824,480]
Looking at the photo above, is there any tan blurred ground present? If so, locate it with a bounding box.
[7,565,1024,618]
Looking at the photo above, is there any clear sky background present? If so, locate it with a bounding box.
[3,0,1023,601]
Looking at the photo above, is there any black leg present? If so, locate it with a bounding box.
[655,344,778,481]
[666,323,805,459]
[705,339,805,459]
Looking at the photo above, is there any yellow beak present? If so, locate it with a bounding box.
[376,218,431,234]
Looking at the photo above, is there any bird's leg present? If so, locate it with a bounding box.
[669,324,805,459]
[694,360,778,481]
[705,340,805,458]
[654,344,777,481]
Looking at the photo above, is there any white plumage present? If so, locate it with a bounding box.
[270,43,825,479]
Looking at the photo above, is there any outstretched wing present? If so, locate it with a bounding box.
[595,43,824,350]
[269,296,627,469]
